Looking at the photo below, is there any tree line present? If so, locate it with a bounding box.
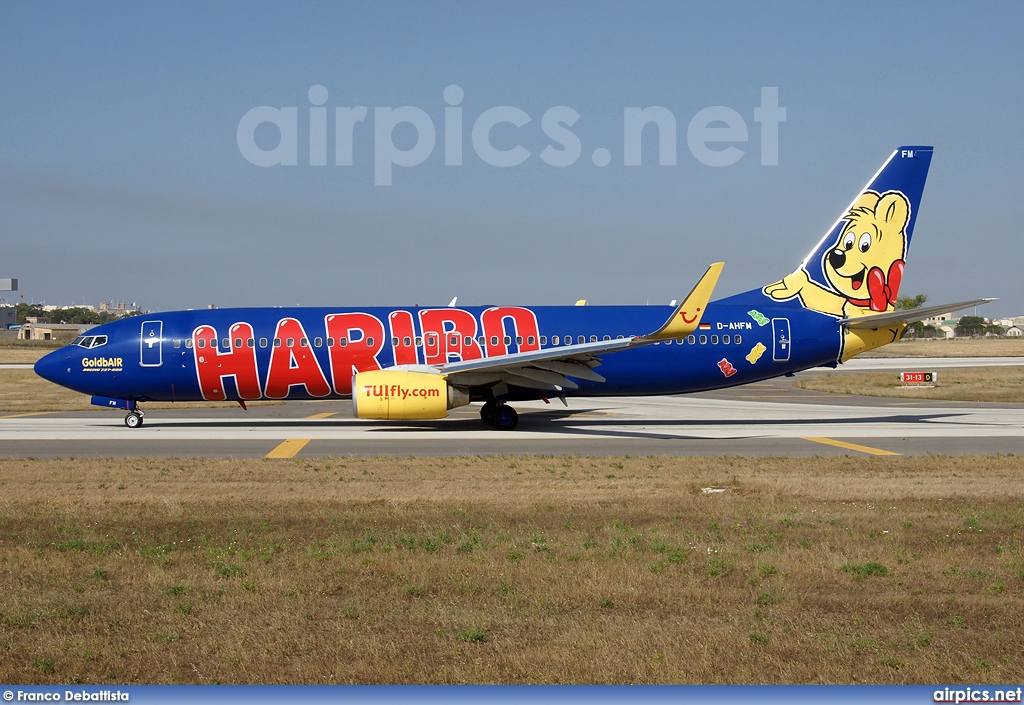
[13,303,143,326]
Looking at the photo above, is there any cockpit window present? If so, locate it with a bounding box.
[75,335,107,349]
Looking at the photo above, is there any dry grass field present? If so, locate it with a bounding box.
[795,367,1024,403]
[0,339,60,364]
[864,338,1024,358]
[2,455,1023,684]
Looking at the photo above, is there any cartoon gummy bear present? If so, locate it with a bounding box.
[762,189,911,360]
[763,190,909,318]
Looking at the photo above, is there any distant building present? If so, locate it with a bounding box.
[1006,326,1024,338]
[39,300,140,316]
[923,312,957,327]
[0,305,14,329]
[19,322,96,342]
[98,300,140,316]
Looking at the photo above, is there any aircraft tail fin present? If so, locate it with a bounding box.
[757,147,934,316]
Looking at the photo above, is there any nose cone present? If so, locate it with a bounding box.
[34,348,70,385]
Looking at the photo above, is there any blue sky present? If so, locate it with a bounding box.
[2,1,1022,316]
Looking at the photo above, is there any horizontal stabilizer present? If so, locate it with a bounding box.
[841,299,995,329]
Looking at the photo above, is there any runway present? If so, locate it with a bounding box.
[2,368,1023,458]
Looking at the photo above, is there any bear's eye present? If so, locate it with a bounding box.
[843,233,855,250]
[858,233,872,253]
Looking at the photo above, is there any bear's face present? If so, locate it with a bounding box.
[824,191,909,303]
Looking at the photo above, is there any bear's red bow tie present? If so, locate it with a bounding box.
[848,259,904,312]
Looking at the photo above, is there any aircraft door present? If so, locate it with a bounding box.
[140,320,163,367]
[771,318,791,362]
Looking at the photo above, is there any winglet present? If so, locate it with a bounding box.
[644,262,724,341]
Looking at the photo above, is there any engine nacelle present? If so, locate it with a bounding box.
[352,370,470,420]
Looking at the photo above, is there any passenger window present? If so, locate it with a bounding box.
[617,335,624,339]
[197,338,206,348]
[365,337,374,347]
[503,336,511,345]
[476,337,484,346]
[603,335,610,341]
[416,337,423,347]
[552,335,559,345]
[339,337,347,347]
[427,335,437,346]
[314,337,323,347]
[723,335,730,345]
[286,338,294,347]
[405,337,413,347]
[578,336,585,344]
[392,337,399,346]
[273,338,281,347]
[539,336,546,345]
[259,338,268,348]
[490,336,498,346]
[234,338,243,348]
[687,335,695,344]
[711,335,719,345]
[450,335,459,346]
[516,336,523,345]
[221,338,229,349]
[735,334,742,345]
[247,338,255,348]
[590,335,597,343]
[699,335,707,345]
[173,339,181,349]
[185,339,193,349]
[300,338,308,347]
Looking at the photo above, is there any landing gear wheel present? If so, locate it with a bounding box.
[125,412,143,429]
[480,401,496,426]
[491,404,518,431]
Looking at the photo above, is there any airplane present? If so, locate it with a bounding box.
[34,146,990,431]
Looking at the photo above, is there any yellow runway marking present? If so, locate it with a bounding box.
[265,439,311,459]
[0,412,51,419]
[803,437,901,456]
[265,412,336,457]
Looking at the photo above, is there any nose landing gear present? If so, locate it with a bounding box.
[124,409,145,428]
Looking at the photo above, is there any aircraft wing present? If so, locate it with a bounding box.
[841,298,995,329]
[432,263,723,391]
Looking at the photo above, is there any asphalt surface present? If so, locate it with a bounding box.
[2,359,1023,458]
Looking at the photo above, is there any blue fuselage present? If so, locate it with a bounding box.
[34,296,842,404]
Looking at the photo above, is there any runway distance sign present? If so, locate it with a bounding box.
[900,371,937,384]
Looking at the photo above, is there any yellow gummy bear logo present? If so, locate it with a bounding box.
[745,342,766,364]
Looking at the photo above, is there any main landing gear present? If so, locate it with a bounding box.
[479,401,518,431]
[124,409,145,428]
